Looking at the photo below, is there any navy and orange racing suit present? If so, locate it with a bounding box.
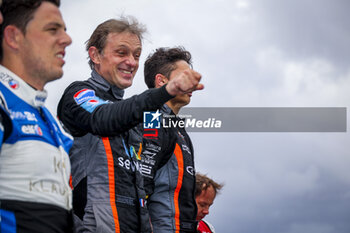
[57,69,173,233]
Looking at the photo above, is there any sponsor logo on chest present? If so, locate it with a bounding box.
[21,124,43,136]
[11,110,38,121]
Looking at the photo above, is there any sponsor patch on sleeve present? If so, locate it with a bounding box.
[80,97,108,113]
[73,89,108,113]
[73,89,96,105]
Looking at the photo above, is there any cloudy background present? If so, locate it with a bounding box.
[46,0,350,232]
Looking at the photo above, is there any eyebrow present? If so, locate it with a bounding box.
[114,47,142,56]
[44,22,67,31]
[115,45,128,49]
[116,44,141,50]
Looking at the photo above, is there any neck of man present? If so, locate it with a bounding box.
[1,57,44,90]
[166,99,186,115]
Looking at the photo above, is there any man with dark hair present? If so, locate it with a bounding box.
[0,0,61,61]
[195,173,223,233]
[133,46,199,233]
[0,0,73,232]
[57,19,203,232]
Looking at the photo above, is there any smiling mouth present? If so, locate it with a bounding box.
[120,70,132,74]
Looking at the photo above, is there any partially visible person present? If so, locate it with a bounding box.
[57,19,203,233]
[0,0,73,232]
[134,47,199,233]
[0,0,5,145]
[195,173,223,233]
[0,0,3,24]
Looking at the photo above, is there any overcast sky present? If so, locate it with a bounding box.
[46,1,350,232]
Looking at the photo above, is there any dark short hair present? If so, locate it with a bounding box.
[0,0,60,60]
[144,46,192,88]
[195,173,223,197]
[86,17,146,70]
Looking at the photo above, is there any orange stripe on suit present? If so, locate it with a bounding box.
[102,137,120,233]
[173,143,184,233]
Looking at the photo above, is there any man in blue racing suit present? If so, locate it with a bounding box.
[0,0,73,232]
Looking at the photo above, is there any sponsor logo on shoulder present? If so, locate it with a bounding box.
[85,98,103,107]
[0,72,19,89]
[80,96,108,113]
[73,89,95,105]
[87,99,98,104]
[8,79,19,89]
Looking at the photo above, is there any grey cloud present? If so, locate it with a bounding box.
[254,0,350,70]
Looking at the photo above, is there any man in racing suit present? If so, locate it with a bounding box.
[57,19,203,232]
[132,47,200,232]
[0,1,74,232]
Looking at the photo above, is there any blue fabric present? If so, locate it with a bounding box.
[0,209,17,233]
[0,123,4,144]
[0,82,73,154]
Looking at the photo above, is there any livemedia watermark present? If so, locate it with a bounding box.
[143,107,347,132]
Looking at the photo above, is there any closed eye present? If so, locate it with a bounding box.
[47,28,58,33]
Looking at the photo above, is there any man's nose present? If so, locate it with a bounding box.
[125,55,137,67]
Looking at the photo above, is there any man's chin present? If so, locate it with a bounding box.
[119,80,133,89]
[46,70,64,83]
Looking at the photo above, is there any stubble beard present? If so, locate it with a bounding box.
[24,54,63,89]
[22,41,63,89]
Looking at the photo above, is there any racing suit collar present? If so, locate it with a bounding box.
[162,104,186,121]
[91,69,124,100]
[162,104,173,115]
[0,65,47,108]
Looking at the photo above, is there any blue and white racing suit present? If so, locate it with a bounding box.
[0,65,73,232]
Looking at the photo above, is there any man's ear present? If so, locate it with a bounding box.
[88,46,101,65]
[155,74,168,88]
[3,25,22,50]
